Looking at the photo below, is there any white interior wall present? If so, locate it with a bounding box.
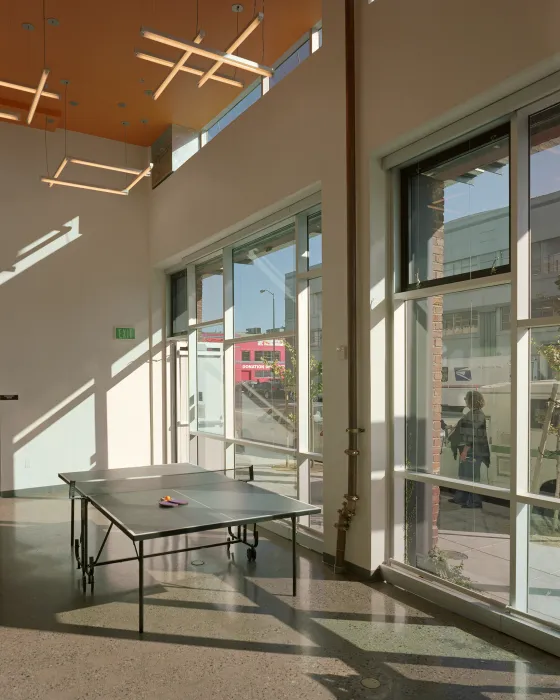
[0,122,153,492]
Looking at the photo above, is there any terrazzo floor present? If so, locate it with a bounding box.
[0,494,559,700]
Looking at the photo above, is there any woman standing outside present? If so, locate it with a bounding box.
[449,390,491,508]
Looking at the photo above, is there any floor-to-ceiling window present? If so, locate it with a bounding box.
[389,97,560,634]
[168,203,323,540]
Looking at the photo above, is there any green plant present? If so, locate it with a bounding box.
[262,341,323,426]
[427,546,476,590]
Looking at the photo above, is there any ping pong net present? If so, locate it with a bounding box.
[70,465,254,498]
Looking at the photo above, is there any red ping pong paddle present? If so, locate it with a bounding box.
[159,497,188,507]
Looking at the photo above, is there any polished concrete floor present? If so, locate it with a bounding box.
[1,494,560,700]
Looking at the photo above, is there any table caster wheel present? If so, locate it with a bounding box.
[247,548,256,562]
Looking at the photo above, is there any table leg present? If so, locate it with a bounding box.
[81,499,88,594]
[70,497,75,548]
[78,498,84,571]
[138,541,144,634]
[291,515,297,597]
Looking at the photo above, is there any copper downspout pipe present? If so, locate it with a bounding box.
[334,0,363,574]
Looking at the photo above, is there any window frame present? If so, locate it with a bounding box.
[386,83,560,642]
[166,200,323,537]
[169,269,188,337]
[201,22,321,145]
[399,122,511,293]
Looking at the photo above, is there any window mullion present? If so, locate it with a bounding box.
[223,247,234,445]
[510,109,530,613]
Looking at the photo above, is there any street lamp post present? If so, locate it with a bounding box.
[260,289,275,332]
[260,288,277,390]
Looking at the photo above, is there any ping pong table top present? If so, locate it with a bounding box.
[59,464,320,542]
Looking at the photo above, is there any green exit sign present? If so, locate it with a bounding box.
[115,327,135,340]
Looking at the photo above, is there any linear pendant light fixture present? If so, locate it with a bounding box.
[40,178,129,196]
[69,157,147,176]
[152,30,205,100]
[43,157,153,195]
[0,79,59,100]
[49,156,69,187]
[0,111,20,122]
[135,51,244,88]
[0,75,60,126]
[27,68,50,124]
[140,28,273,77]
[124,164,153,192]
[139,17,273,87]
[198,13,263,88]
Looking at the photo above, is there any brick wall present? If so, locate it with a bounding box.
[196,273,203,323]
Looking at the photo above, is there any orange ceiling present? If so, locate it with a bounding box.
[0,0,321,146]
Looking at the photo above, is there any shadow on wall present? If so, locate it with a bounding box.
[0,211,158,494]
[0,218,81,286]
[4,336,161,493]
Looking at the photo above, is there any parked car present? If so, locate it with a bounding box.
[239,380,259,395]
[254,379,290,400]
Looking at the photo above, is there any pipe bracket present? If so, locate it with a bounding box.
[346,428,365,434]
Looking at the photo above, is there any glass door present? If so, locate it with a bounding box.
[169,339,189,463]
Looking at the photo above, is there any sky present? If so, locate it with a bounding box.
[443,143,560,225]
[198,234,322,332]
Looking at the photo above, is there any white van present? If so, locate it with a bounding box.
[439,377,559,496]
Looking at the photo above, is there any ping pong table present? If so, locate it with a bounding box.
[59,463,320,633]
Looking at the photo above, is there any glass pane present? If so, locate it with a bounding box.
[235,444,296,499]
[176,341,190,462]
[233,224,296,336]
[269,41,310,89]
[530,103,560,318]
[195,257,223,323]
[171,270,188,335]
[234,336,296,449]
[402,480,510,603]
[206,84,261,142]
[197,325,224,435]
[406,286,511,488]
[529,327,560,498]
[528,504,560,625]
[405,129,509,287]
[307,212,322,269]
[309,459,323,533]
[309,277,323,454]
[196,435,225,470]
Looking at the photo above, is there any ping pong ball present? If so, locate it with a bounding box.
[164,496,171,501]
